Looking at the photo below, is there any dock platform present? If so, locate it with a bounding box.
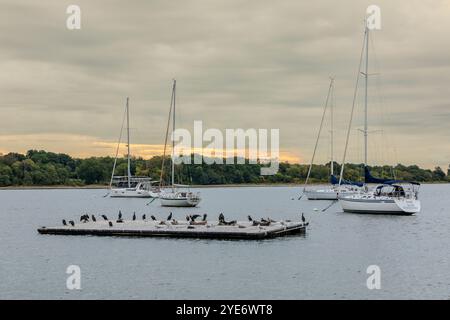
[37,220,306,240]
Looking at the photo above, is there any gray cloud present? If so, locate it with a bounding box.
[0,0,449,168]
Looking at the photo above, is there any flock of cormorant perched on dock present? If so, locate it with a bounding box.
[59,211,306,228]
[38,211,308,240]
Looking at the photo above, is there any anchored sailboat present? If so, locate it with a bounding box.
[302,78,362,200]
[159,80,201,207]
[108,97,160,198]
[338,24,421,215]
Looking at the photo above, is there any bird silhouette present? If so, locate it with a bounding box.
[108,221,113,227]
[186,215,191,221]
[62,219,67,226]
[142,214,146,220]
[218,213,225,222]
[150,215,156,221]
[102,214,108,220]
[202,214,207,221]
[132,212,136,221]
[69,220,75,226]
[118,211,122,219]
[301,213,306,223]
[91,215,96,222]
[247,215,253,222]
[167,212,172,221]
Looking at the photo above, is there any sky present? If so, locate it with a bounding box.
[0,0,449,169]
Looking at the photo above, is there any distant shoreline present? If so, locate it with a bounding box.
[0,184,300,190]
[1,181,448,190]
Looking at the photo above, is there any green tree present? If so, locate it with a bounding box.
[0,164,13,186]
[76,158,107,184]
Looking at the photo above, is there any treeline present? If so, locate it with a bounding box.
[0,150,449,187]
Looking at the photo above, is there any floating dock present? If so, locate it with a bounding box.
[37,220,306,240]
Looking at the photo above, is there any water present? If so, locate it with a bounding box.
[0,185,449,299]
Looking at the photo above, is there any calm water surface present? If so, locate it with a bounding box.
[0,185,449,299]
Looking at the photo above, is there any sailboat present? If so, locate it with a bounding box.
[159,80,201,207]
[108,97,160,198]
[338,23,421,215]
[302,78,362,200]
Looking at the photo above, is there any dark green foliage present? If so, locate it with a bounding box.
[0,150,447,186]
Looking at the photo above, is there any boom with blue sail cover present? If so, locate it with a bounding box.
[330,175,364,187]
[364,167,420,185]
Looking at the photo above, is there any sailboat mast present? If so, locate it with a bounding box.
[364,26,369,168]
[126,97,131,188]
[171,80,176,191]
[338,23,367,186]
[302,78,333,191]
[330,79,334,176]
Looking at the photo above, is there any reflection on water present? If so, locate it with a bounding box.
[0,184,449,299]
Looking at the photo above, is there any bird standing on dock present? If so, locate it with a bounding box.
[91,215,96,222]
[186,215,191,221]
[132,212,136,221]
[62,219,67,226]
[218,213,236,226]
[69,220,75,226]
[142,214,146,220]
[167,212,172,221]
[151,215,156,221]
[202,214,207,221]
[247,215,253,222]
[102,214,108,221]
[118,211,122,219]
[301,213,306,223]
[108,221,113,227]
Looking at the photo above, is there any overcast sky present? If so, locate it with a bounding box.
[1,0,449,168]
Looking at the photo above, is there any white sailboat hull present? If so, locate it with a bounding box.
[159,190,201,207]
[304,189,339,200]
[110,188,153,198]
[339,196,420,215]
[160,197,200,207]
[304,187,360,200]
